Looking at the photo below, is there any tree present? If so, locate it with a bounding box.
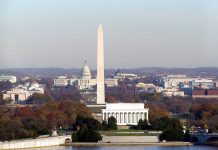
[71,132,78,142]
[136,119,150,130]
[0,94,3,104]
[188,102,218,129]
[73,115,102,131]
[73,123,102,142]
[102,121,108,130]
[51,86,81,102]
[82,130,102,142]
[8,118,24,140]
[0,100,93,141]
[0,81,13,91]
[151,117,172,131]
[159,127,184,141]
[107,116,117,130]
[106,95,119,103]
[0,97,13,105]
[183,130,190,142]
[156,117,184,141]
[146,104,169,123]
[27,93,52,104]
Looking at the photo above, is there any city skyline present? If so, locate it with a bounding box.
[1,0,218,69]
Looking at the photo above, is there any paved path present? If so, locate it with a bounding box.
[63,142,193,147]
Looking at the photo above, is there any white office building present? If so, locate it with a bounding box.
[162,88,185,97]
[136,82,163,93]
[54,76,70,87]
[0,75,17,83]
[161,75,214,89]
[112,69,138,81]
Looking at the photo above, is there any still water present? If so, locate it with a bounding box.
[31,146,217,150]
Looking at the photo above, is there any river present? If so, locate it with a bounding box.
[31,145,217,150]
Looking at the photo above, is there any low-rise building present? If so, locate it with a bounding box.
[113,69,138,81]
[162,88,185,97]
[180,86,193,95]
[192,88,218,99]
[190,79,215,89]
[3,82,44,103]
[136,82,163,93]
[0,75,17,83]
[160,75,215,89]
[54,76,78,87]
[54,76,70,87]
[105,78,118,87]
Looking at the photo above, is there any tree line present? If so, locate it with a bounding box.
[0,100,92,141]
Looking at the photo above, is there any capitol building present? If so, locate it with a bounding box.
[54,61,118,90]
[77,61,97,90]
[77,61,118,90]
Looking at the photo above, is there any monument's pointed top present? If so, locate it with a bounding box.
[98,24,103,30]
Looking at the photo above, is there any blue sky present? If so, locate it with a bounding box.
[0,0,218,69]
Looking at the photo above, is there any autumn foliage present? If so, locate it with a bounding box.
[189,102,218,130]
[0,100,92,141]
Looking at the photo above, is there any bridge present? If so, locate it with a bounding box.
[190,133,218,144]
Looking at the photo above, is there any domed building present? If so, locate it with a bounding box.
[53,61,118,90]
[81,61,91,79]
[28,81,44,91]
[76,61,118,90]
[77,61,97,90]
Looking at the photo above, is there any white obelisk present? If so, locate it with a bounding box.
[97,24,105,104]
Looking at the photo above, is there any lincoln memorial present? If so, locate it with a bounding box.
[102,103,149,126]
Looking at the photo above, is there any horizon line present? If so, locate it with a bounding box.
[1,66,218,70]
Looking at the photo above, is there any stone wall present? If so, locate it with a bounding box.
[0,135,71,150]
[100,135,159,143]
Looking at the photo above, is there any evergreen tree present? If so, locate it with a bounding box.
[183,130,190,142]
[137,119,150,130]
[152,117,185,141]
[107,116,117,130]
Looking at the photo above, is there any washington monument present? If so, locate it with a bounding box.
[97,24,105,104]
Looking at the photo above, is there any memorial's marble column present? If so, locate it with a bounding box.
[138,112,140,122]
[105,113,108,122]
[116,113,118,123]
[133,113,135,123]
[120,112,122,123]
[142,112,145,120]
[146,112,148,121]
[123,112,125,123]
[136,113,138,122]
[130,112,132,124]
[127,112,129,123]
[132,113,135,123]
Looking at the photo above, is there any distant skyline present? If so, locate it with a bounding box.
[1,0,218,69]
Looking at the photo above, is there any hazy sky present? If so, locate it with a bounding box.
[1,0,218,69]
